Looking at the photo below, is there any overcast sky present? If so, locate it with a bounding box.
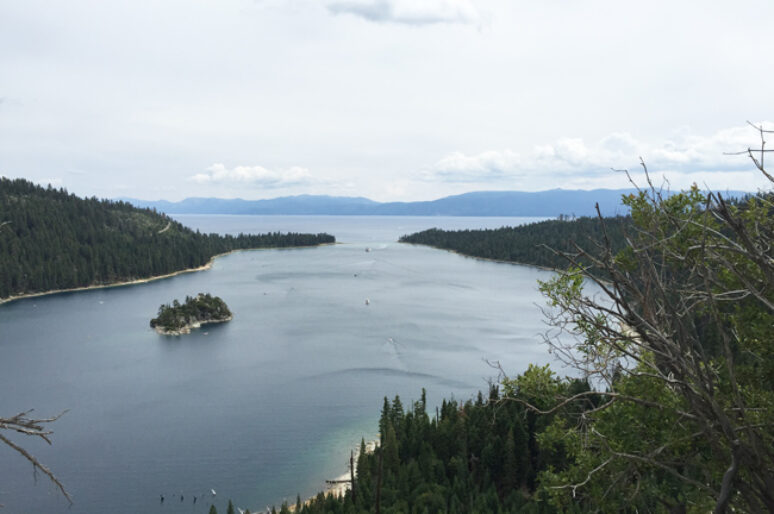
[1,0,772,201]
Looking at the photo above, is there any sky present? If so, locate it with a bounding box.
[1,0,773,202]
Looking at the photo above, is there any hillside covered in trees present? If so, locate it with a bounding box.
[399,215,630,271]
[0,178,334,300]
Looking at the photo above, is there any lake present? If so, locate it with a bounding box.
[0,215,560,513]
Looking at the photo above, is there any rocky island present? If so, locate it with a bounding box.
[150,293,233,335]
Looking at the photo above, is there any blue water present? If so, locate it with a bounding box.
[0,216,558,513]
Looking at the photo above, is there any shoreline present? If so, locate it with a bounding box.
[287,440,378,512]
[398,241,559,273]
[0,252,227,306]
[153,315,234,336]
[399,242,614,287]
[0,243,335,307]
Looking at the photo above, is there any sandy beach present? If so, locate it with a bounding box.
[287,440,378,512]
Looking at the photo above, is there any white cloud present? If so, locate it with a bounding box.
[4,1,774,202]
[191,164,318,189]
[327,0,479,25]
[421,123,771,190]
[422,150,521,183]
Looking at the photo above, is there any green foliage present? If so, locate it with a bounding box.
[531,184,774,512]
[0,177,335,300]
[399,216,630,272]
[150,293,232,332]
[502,364,562,411]
[536,365,715,512]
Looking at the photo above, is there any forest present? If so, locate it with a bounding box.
[150,293,232,334]
[0,178,334,300]
[399,215,630,271]
[292,381,596,514]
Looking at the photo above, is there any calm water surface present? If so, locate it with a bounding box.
[0,216,559,513]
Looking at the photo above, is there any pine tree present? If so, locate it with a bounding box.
[502,427,518,493]
[382,421,400,475]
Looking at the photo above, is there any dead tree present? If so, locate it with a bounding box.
[0,409,71,505]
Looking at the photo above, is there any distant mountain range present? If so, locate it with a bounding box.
[123,189,748,217]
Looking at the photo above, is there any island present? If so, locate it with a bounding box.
[150,293,233,335]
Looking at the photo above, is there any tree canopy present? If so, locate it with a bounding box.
[399,215,630,272]
[150,293,232,333]
[527,169,774,512]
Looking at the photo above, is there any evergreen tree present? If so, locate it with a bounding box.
[297,383,601,513]
[382,422,400,475]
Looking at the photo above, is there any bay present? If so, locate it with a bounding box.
[0,215,559,513]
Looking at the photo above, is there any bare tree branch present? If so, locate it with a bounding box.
[0,410,72,505]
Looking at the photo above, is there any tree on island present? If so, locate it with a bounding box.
[150,293,232,334]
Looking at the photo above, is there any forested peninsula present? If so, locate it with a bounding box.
[399,215,630,271]
[0,178,334,301]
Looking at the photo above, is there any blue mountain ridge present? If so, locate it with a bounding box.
[121,189,748,217]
